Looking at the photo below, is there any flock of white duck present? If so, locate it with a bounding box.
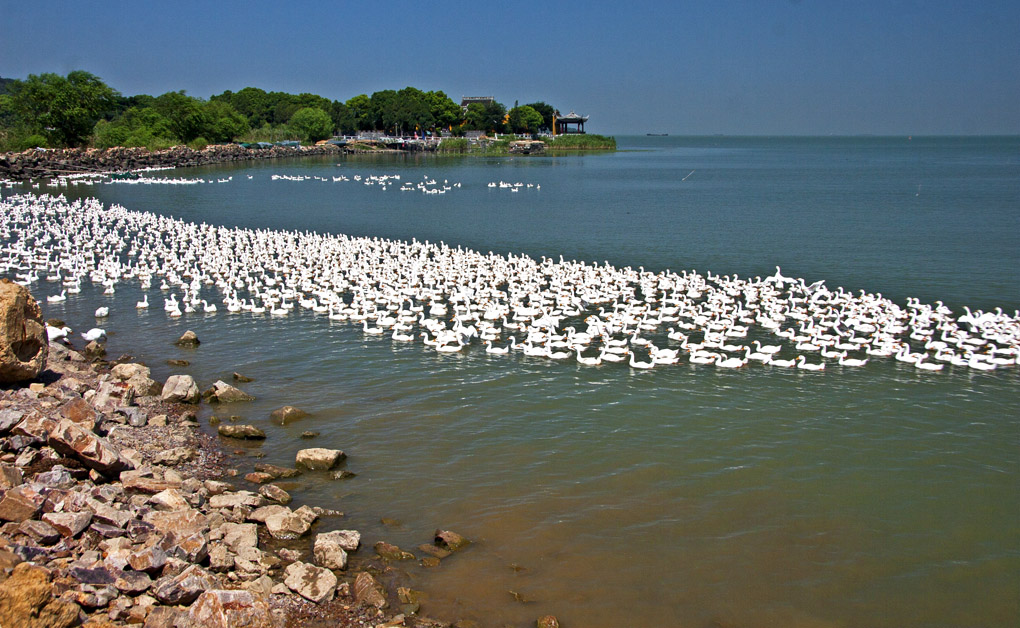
[2,193,1018,373]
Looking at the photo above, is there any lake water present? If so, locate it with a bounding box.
[4,136,1019,627]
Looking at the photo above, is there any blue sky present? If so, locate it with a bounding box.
[2,0,1018,135]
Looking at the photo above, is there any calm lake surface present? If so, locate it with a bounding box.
[6,136,1019,627]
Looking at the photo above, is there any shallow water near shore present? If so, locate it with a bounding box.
[7,136,1020,627]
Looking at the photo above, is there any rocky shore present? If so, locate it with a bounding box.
[0,144,347,182]
[0,281,517,628]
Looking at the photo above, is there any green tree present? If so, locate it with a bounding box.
[524,101,555,133]
[6,71,119,147]
[426,90,463,131]
[508,105,544,134]
[369,90,398,132]
[465,100,506,133]
[202,100,249,143]
[343,94,373,131]
[289,107,334,142]
[153,91,208,143]
[92,106,177,149]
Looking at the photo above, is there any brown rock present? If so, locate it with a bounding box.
[232,372,254,383]
[187,589,273,628]
[152,564,216,605]
[205,380,255,403]
[47,418,129,475]
[0,562,80,628]
[258,484,291,504]
[0,281,48,382]
[218,424,266,439]
[43,510,93,537]
[537,616,561,628]
[0,483,47,522]
[253,462,301,479]
[269,405,308,425]
[374,541,415,561]
[353,571,387,609]
[435,529,470,552]
[59,397,97,430]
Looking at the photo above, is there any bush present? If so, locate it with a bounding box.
[22,134,49,150]
[438,137,469,152]
[544,134,616,150]
[188,137,209,151]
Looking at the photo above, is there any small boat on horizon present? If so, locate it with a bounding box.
[646,133,669,136]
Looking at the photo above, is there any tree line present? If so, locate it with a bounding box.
[0,71,561,152]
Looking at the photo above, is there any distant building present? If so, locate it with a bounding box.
[554,110,588,134]
[461,96,495,113]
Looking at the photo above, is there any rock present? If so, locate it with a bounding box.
[313,532,354,570]
[537,616,561,628]
[111,363,151,381]
[149,488,191,511]
[125,374,162,397]
[253,462,301,479]
[58,397,98,430]
[174,330,200,347]
[421,556,440,568]
[19,518,60,544]
[83,340,106,359]
[208,491,264,510]
[247,504,290,523]
[0,562,80,628]
[114,569,152,594]
[91,380,135,412]
[353,571,387,609]
[42,510,93,537]
[300,430,320,438]
[161,375,199,403]
[264,509,312,540]
[205,380,255,403]
[128,545,168,574]
[295,448,345,470]
[232,372,254,383]
[144,508,210,539]
[207,543,233,571]
[374,541,415,561]
[218,522,258,551]
[174,531,210,564]
[143,606,186,628]
[435,529,471,552]
[0,281,48,382]
[283,561,337,604]
[0,464,22,489]
[417,544,452,559]
[269,405,308,425]
[0,483,47,522]
[258,484,291,504]
[187,589,274,628]
[47,418,129,475]
[217,424,266,439]
[152,446,196,466]
[118,406,148,427]
[166,359,189,367]
[121,470,181,494]
[152,564,216,605]
[245,471,273,484]
[0,409,25,435]
[331,469,357,480]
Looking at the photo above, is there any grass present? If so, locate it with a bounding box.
[543,134,616,150]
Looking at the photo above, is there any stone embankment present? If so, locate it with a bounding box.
[0,286,489,628]
[0,144,346,181]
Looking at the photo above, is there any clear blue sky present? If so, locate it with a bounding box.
[3,0,1018,135]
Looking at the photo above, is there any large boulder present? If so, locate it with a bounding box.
[217,424,266,439]
[0,281,48,382]
[205,380,255,403]
[269,405,308,425]
[161,374,200,403]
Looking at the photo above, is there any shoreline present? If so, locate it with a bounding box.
[0,287,483,627]
[0,144,348,182]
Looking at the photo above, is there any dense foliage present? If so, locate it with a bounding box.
[0,70,604,152]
